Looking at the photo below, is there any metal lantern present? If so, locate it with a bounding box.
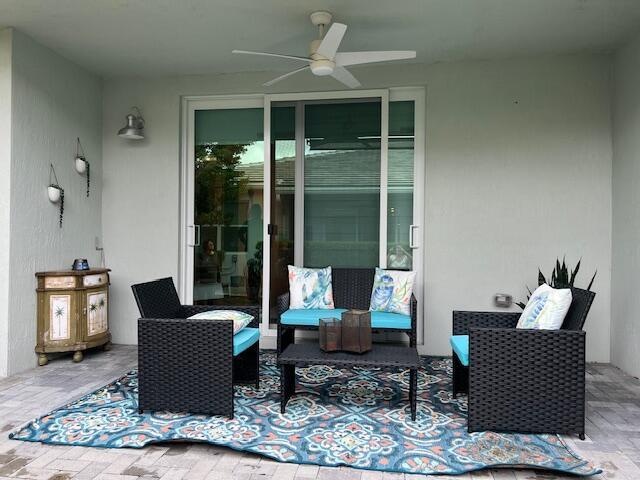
[319,318,342,352]
[340,309,372,353]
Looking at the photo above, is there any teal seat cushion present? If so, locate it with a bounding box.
[233,327,260,356]
[280,309,411,329]
[281,309,347,326]
[450,335,469,367]
[370,311,411,329]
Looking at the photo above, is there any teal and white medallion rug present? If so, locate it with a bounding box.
[10,353,599,476]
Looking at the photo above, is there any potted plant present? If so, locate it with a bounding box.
[517,257,596,309]
[75,138,90,197]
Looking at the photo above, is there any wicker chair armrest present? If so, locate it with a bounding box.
[410,294,417,323]
[277,292,290,317]
[178,305,260,328]
[452,310,520,335]
[469,327,585,364]
[138,317,235,349]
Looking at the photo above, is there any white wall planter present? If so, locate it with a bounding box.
[47,185,61,203]
[75,156,87,174]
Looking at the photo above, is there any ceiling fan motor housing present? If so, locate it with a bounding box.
[310,59,335,76]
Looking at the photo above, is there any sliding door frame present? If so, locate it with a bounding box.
[389,87,426,346]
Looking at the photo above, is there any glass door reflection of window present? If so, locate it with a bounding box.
[387,100,415,270]
[304,99,381,268]
[193,108,264,306]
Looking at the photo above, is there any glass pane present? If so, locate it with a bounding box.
[193,108,264,306]
[270,103,296,325]
[387,101,415,270]
[304,100,381,267]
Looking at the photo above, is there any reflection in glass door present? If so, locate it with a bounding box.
[387,100,415,270]
[304,99,381,267]
[192,108,264,306]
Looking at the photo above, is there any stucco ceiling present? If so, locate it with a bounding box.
[1,0,640,77]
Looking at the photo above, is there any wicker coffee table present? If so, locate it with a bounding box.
[278,343,420,420]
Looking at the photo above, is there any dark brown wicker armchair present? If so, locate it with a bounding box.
[131,277,259,418]
[452,287,595,439]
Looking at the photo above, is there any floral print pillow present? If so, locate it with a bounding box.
[516,284,572,330]
[187,310,254,334]
[369,268,416,316]
[288,266,335,309]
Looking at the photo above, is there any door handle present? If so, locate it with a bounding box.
[409,224,418,249]
[187,225,201,247]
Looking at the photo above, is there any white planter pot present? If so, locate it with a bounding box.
[75,157,87,174]
[48,186,61,203]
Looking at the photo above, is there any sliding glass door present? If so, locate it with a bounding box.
[184,99,264,309]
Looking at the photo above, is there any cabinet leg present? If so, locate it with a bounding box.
[38,354,48,366]
[73,351,83,363]
[103,341,112,351]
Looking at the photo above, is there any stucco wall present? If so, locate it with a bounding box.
[0,29,12,377]
[611,32,640,377]
[6,30,103,375]
[102,54,612,362]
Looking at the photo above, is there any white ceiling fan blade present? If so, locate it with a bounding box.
[263,66,310,86]
[331,66,361,88]
[335,50,416,66]
[317,23,347,59]
[232,50,311,63]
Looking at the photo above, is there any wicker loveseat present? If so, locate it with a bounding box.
[277,267,417,353]
[131,277,260,418]
[450,286,595,439]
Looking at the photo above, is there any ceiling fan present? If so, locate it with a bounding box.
[232,11,416,88]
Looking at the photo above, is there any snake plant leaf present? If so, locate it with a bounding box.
[587,270,597,291]
[516,301,527,310]
[538,269,546,286]
[570,258,581,286]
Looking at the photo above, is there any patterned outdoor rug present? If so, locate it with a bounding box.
[10,352,599,476]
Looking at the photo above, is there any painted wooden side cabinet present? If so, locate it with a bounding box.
[35,268,111,365]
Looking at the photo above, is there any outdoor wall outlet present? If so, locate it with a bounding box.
[494,293,513,308]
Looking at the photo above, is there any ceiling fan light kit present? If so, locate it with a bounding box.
[232,11,416,88]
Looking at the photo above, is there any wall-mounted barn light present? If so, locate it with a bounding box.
[117,106,145,140]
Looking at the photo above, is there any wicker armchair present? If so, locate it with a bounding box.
[452,287,595,439]
[131,277,259,418]
[276,268,417,354]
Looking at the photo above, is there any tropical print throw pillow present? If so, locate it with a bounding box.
[369,268,416,316]
[516,283,572,330]
[288,265,335,309]
[187,310,253,334]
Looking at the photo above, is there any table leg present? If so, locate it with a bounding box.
[410,368,417,421]
[280,364,295,414]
